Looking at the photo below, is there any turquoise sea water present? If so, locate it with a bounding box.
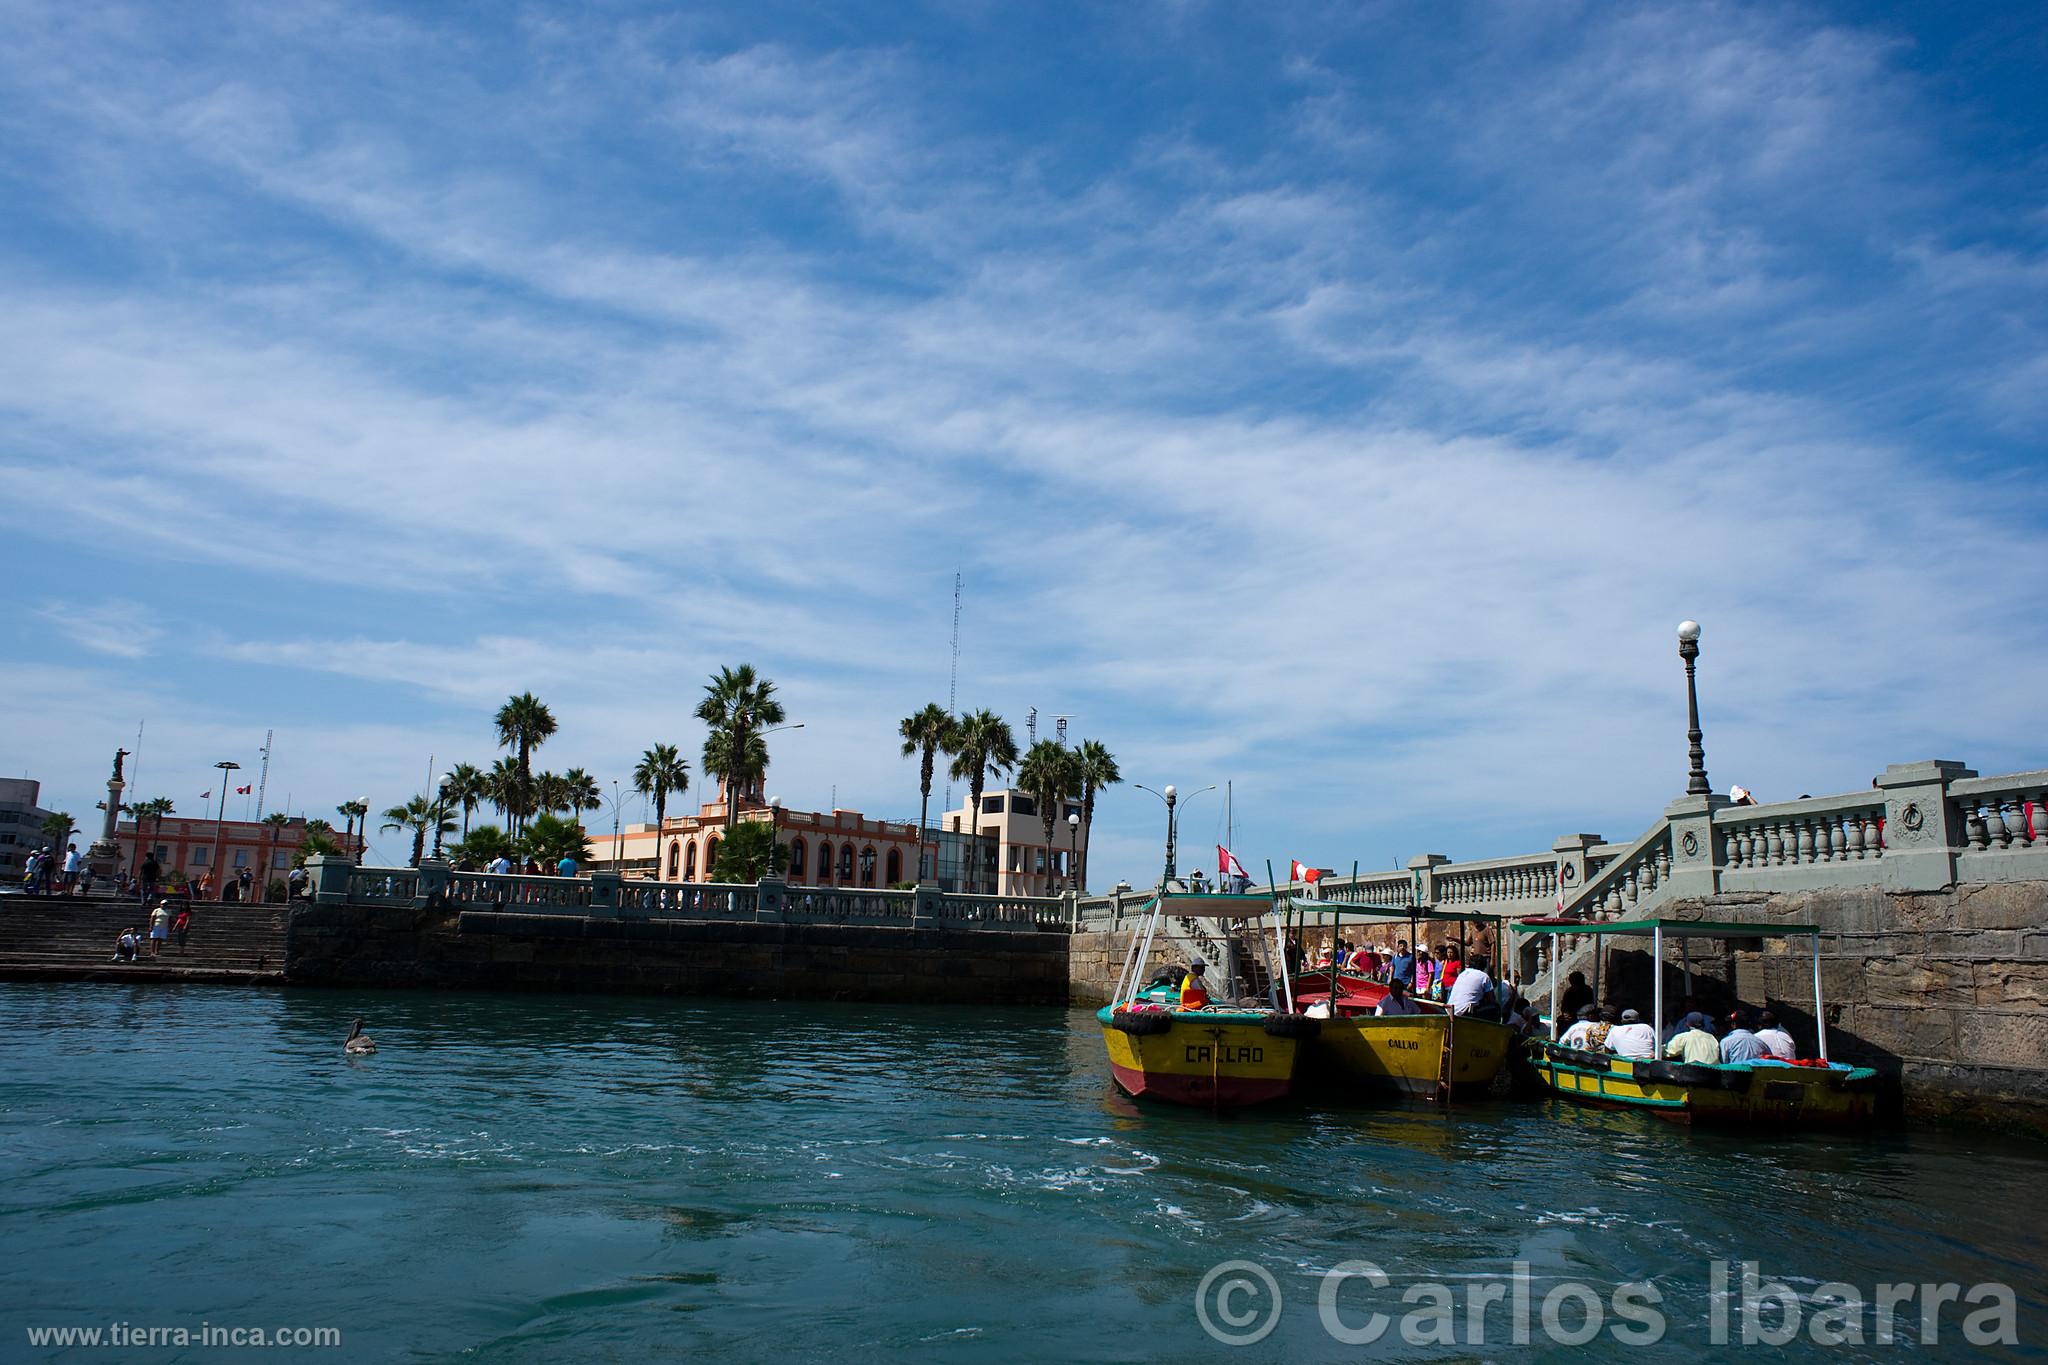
[1,984,2041,1362]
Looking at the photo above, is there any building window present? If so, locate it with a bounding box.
[233,850,249,868]
[839,845,854,881]
[789,839,806,883]
[684,842,697,880]
[704,839,719,877]
[818,841,833,881]
[859,846,877,887]
[273,851,290,870]
[885,848,901,884]
[1012,794,1036,817]
[982,795,1004,813]
[1008,847,1021,873]
[668,841,680,879]
[191,848,208,866]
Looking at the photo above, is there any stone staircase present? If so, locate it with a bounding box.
[0,894,289,983]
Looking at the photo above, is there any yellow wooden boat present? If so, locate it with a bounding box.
[1098,889,1314,1110]
[1311,1012,1517,1101]
[1513,915,1879,1128]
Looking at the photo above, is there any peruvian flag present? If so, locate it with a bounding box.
[1290,859,1323,884]
[1556,865,1566,913]
[236,784,252,795]
[1217,845,1250,881]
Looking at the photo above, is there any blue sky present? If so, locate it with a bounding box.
[2,1,2044,878]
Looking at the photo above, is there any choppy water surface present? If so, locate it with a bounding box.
[1,984,2040,1361]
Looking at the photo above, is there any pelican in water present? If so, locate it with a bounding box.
[344,1018,376,1055]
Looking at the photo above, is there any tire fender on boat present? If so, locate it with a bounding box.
[1109,1009,1174,1036]
[1262,1012,1320,1040]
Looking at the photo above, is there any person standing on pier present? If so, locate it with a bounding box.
[1388,940,1415,990]
[139,852,160,903]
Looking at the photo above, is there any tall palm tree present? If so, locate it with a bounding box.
[947,709,1017,895]
[494,692,558,834]
[442,762,486,838]
[131,797,174,878]
[561,767,603,815]
[1018,741,1080,894]
[531,771,572,816]
[898,703,955,881]
[338,799,369,858]
[695,665,785,833]
[485,758,523,826]
[633,744,690,843]
[1074,739,1121,894]
[381,795,456,868]
[260,812,291,900]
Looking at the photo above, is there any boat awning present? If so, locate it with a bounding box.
[1142,893,1280,919]
[1285,897,1497,926]
[1511,916,1822,938]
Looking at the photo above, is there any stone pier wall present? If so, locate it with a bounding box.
[1068,928,1190,1006]
[1584,882,2048,1134]
[286,904,1069,1005]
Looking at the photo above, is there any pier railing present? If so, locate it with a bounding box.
[303,858,1071,933]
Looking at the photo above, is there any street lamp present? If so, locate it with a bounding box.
[1132,782,1217,887]
[1678,620,1710,796]
[210,761,240,901]
[1067,811,1080,894]
[611,779,624,874]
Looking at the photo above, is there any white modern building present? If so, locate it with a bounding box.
[938,786,1090,897]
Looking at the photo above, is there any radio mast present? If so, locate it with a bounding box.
[943,570,962,813]
[255,730,273,818]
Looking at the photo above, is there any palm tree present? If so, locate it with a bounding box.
[695,664,785,833]
[494,692,558,834]
[40,811,76,852]
[380,795,455,868]
[131,797,174,878]
[337,799,368,857]
[1018,741,1080,894]
[442,762,486,839]
[947,709,1017,894]
[708,819,786,883]
[561,767,603,815]
[1074,739,1121,894]
[261,812,291,900]
[633,744,690,842]
[451,823,513,866]
[485,758,523,826]
[531,771,572,816]
[518,813,590,869]
[898,703,955,881]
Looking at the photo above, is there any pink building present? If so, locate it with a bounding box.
[116,815,362,894]
[603,777,923,889]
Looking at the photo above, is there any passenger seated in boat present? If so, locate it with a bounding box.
[1446,953,1495,1017]
[1719,1009,1769,1063]
[1754,1010,1798,1061]
[1663,1012,1722,1065]
[1659,995,1703,1046]
[1607,1008,1657,1059]
[1507,996,1541,1035]
[1558,1005,1610,1051]
[1179,958,1210,1010]
[1374,978,1421,1016]
[1559,971,1594,1019]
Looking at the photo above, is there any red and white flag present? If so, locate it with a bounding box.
[1290,859,1323,884]
[1556,866,1566,913]
[1217,845,1250,881]
[236,784,252,795]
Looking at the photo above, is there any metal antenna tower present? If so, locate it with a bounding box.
[1027,707,1037,745]
[1055,715,1069,747]
[255,730,273,818]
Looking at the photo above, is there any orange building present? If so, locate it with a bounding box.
[603,777,923,889]
[116,815,363,892]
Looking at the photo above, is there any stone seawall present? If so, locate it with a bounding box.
[285,904,1069,1005]
[1583,882,2048,1134]
[1069,927,1186,1006]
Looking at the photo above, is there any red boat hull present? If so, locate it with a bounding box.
[1109,1060,1293,1108]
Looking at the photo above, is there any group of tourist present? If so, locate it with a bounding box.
[1552,988,1803,1064]
[17,843,85,895]
[109,900,192,961]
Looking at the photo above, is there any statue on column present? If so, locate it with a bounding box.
[87,747,132,883]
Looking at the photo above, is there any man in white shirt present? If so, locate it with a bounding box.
[1374,979,1421,1016]
[489,854,514,875]
[1446,955,1495,1016]
[1557,1005,1602,1049]
[1754,1009,1797,1061]
[1607,1008,1657,1060]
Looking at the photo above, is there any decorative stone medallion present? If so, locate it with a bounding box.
[1681,830,1701,859]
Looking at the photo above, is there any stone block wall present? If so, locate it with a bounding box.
[1069,928,1193,1005]
[286,904,1069,1006]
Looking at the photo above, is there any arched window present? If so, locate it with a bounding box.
[789,838,807,883]
[705,838,719,878]
[885,848,901,885]
[839,845,855,881]
[667,840,680,879]
[859,846,877,887]
[685,841,698,880]
[818,841,833,882]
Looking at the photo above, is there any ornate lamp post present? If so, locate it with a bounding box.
[1133,782,1216,886]
[210,761,240,901]
[1678,619,1710,796]
[1066,810,1080,893]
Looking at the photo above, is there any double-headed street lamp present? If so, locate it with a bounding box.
[210,761,240,901]
[1132,782,1216,887]
[1678,619,1710,796]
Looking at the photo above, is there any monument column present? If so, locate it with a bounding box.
[86,748,130,881]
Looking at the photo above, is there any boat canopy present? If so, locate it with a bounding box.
[1512,916,1821,939]
[1142,892,1280,920]
[1286,897,1499,926]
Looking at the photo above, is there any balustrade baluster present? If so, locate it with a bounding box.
[1796,818,1815,866]
[1816,817,1836,863]
[1985,799,2011,850]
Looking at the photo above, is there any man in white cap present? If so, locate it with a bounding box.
[1608,1008,1657,1059]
